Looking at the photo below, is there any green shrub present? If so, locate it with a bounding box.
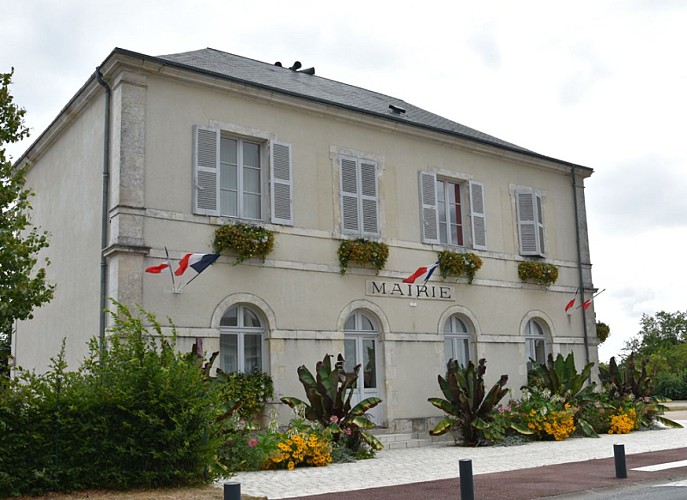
[655,370,687,400]
[0,303,224,497]
[215,369,274,420]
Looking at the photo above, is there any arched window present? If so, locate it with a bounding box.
[220,304,265,373]
[343,310,379,403]
[525,318,547,370]
[444,315,472,367]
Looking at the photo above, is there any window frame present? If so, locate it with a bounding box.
[443,314,473,368]
[524,318,548,370]
[418,171,487,250]
[192,125,293,225]
[219,304,267,374]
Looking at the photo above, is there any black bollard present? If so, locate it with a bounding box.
[614,443,627,479]
[459,458,475,500]
[224,481,241,500]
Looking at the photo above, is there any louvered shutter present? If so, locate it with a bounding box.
[192,125,220,216]
[340,157,360,233]
[419,171,439,244]
[516,189,542,256]
[535,193,545,255]
[360,160,379,235]
[469,181,487,250]
[270,141,293,225]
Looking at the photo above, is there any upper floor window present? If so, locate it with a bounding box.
[444,314,473,368]
[419,171,486,250]
[516,188,545,257]
[193,125,293,225]
[219,304,266,374]
[340,156,379,236]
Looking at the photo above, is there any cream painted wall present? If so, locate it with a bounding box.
[15,95,105,372]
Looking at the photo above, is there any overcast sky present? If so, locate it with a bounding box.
[2,1,686,362]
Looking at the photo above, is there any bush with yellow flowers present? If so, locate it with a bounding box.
[268,431,332,470]
[514,388,577,441]
[608,407,639,435]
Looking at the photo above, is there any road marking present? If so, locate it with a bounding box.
[653,480,687,487]
[632,460,687,472]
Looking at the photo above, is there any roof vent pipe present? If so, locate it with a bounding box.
[389,104,406,115]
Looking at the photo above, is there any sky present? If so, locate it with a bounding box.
[2,0,686,362]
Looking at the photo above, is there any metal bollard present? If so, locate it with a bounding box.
[614,443,627,479]
[224,481,241,500]
[459,458,475,500]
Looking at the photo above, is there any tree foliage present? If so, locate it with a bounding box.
[624,311,687,358]
[0,69,54,375]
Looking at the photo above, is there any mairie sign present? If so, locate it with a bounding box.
[366,280,454,301]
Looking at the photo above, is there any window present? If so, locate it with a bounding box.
[444,315,472,367]
[219,304,266,373]
[524,318,547,370]
[419,171,486,250]
[340,156,379,236]
[516,188,545,256]
[193,125,293,225]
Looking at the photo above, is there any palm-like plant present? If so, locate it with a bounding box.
[428,358,528,446]
[281,353,383,451]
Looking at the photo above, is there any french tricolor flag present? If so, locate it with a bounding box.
[403,261,439,284]
[145,262,170,274]
[175,253,220,276]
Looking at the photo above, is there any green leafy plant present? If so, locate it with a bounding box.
[213,222,275,265]
[280,353,383,452]
[337,239,389,275]
[526,352,598,436]
[428,358,529,446]
[215,369,274,421]
[437,251,483,283]
[518,261,559,286]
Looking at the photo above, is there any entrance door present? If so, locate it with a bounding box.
[343,311,382,424]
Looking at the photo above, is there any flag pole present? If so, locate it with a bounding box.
[164,247,178,292]
[178,270,203,292]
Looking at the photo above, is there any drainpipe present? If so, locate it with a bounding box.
[571,166,590,367]
[95,68,111,353]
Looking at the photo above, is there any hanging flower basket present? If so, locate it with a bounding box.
[338,239,389,275]
[213,222,275,265]
[437,251,483,284]
[518,261,559,287]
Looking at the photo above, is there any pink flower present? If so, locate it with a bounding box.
[594,401,601,408]
[247,438,257,448]
[498,407,506,413]
[505,405,511,412]
[345,428,352,436]
[329,415,339,423]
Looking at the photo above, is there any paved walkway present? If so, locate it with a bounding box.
[227,414,687,499]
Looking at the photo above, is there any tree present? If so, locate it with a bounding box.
[624,311,687,358]
[0,69,54,377]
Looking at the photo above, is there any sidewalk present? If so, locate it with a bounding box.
[228,414,687,500]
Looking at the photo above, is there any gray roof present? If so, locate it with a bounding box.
[155,48,532,153]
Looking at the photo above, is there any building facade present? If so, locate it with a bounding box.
[14,48,598,431]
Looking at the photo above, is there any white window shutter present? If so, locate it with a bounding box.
[419,171,439,244]
[270,141,293,225]
[193,125,220,216]
[360,160,379,236]
[535,193,545,255]
[469,180,487,250]
[516,189,542,256]
[340,157,360,233]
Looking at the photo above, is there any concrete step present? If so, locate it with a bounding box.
[373,431,450,450]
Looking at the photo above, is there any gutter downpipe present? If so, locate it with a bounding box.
[95,68,110,354]
[572,165,591,368]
